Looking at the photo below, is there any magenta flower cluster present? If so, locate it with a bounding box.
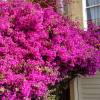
[0,0,99,99]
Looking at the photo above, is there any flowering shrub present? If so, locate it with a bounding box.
[0,0,99,99]
[28,0,56,8]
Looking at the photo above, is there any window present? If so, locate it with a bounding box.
[83,0,100,27]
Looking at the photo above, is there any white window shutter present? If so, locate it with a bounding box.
[78,72,100,100]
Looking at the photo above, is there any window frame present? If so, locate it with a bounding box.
[82,0,88,30]
[82,0,100,30]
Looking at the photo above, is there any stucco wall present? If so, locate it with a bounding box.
[64,0,83,27]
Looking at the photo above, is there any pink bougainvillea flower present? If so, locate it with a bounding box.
[0,0,99,99]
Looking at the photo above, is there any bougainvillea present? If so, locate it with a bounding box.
[0,0,99,99]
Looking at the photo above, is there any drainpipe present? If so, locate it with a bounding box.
[56,0,64,15]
